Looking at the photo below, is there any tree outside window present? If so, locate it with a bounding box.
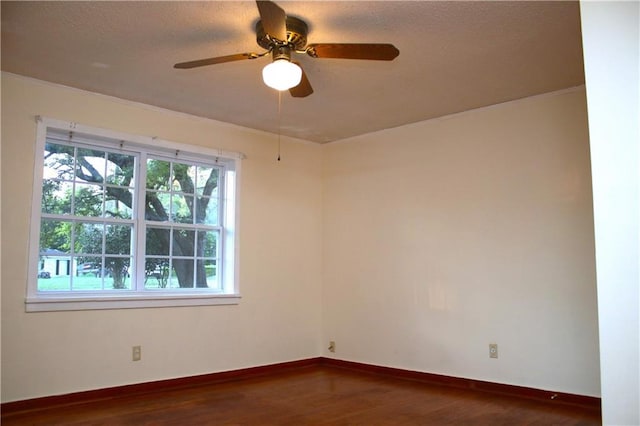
[39,142,222,292]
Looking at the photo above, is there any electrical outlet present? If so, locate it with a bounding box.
[328,341,336,353]
[489,343,498,359]
[132,345,142,361]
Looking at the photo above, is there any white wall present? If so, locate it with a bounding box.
[322,88,601,396]
[580,2,640,424]
[1,72,603,403]
[0,73,324,402]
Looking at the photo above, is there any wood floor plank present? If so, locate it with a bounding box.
[1,366,600,425]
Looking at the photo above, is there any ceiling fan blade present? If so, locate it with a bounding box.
[289,63,313,98]
[174,53,259,69]
[256,0,287,42]
[306,43,399,61]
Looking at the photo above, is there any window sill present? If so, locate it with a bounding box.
[25,293,241,312]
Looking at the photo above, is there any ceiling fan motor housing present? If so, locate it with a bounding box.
[256,16,309,51]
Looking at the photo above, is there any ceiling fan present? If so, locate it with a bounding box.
[174,0,400,97]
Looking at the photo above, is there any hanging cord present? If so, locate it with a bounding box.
[277,90,282,162]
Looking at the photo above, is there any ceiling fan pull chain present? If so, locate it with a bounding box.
[277,90,282,162]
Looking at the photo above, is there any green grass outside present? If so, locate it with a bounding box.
[38,275,131,291]
[38,269,218,291]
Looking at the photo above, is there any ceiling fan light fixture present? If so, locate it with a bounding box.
[262,58,302,91]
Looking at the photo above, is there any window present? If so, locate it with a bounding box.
[27,117,242,311]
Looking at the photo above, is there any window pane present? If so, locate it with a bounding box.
[105,225,132,255]
[172,163,196,194]
[196,196,218,225]
[144,258,170,289]
[196,166,218,196]
[75,148,106,183]
[74,183,103,216]
[146,227,170,255]
[105,257,131,289]
[106,153,135,186]
[37,246,73,290]
[146,191,170,221]
[42,179,72,214]
[170,259,194,288]
[172,229,195,256]
[105,188,134,219]
[44,142,74,181]
[197,260,217,288]
[75,257,104,290]
[74,222,104,254]
[198,231,217,257]
[76,257,102,277]
[146,159,170,190]
[40,219,71,254]
[187,165,197,192]
[173,194,194,223]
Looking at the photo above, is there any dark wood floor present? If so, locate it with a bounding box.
[2,365,601,425]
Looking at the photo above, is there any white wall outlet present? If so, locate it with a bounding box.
[489,343,498,359]
[132,345,142,361]
[328,341,336,353]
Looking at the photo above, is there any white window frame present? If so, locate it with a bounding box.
[26,117,243,312]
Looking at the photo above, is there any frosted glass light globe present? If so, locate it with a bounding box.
[262,59,302,91]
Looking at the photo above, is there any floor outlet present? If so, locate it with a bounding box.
[132,345,142,361]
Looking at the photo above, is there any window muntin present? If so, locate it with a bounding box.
[28,118,240,311]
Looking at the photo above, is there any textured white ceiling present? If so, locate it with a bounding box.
[1,1,584,143]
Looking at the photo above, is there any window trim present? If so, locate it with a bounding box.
[26,117,243,312]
